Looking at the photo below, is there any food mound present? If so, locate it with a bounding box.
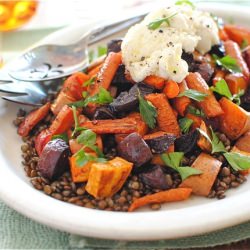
[15,2,250,212]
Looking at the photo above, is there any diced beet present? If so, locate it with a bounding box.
[139,165,168,190]
[37,139,70,180]
[107,39,122,53]
[243,47,250,70]
[110,83,154,112]
[93,106,116,120]
[181,51,194,71]
[190,62,214,83]
[117,132,153,168]
[145,134,176,154]
[241,87,250,111]
[175,130,199,154]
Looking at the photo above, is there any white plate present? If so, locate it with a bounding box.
[0,4,250,241]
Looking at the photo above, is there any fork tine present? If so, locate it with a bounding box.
[2,95,43,106]
[0,82,27,94]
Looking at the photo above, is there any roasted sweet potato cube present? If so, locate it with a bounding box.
[69,155,94,183]
[180,153,222,196]
[86,157,133,198]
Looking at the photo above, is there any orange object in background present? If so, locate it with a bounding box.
[0,1,38,31]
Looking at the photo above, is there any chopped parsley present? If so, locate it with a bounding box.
[178,89,208,102]
[179,117,193,133]
[213,54,241,73]
[147,13,178,30]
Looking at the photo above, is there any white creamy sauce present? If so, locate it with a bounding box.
[121,5,220,83]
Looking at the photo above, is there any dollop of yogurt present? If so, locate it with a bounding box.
[121,4,220,83]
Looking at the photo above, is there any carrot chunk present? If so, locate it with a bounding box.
[18,102,50,137]
[213,70,226,86]
[224,40,250,81]
[128,188,192,212]
[225,73,248,94]
[185,73,224,118]
[144,75,166,89]
[163,80,180,99]
[224,25,250,46]
[145,93,180,136]
[172,80,191,116]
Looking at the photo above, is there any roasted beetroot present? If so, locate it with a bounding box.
[37,139,70,180]
[110,82,154,112]
[107,39,122,53]
[190,62,214,83]
[175,130,199,154]
[145,134,176,154]
[93,106,116,120]
[117,132,153,168]
[139,165,168,190]
[209,43,225,58]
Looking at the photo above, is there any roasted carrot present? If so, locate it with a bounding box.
[197,121,212,152]
[144,75,166,90]
[49,105,76,135]
[172,81,191,116]
[224,25,250,46]
[80,118,137,134]
[18,102,51,137]
[219,97,250,140]
[69,154,95,183]
[51,92,76,115]
[231,146,250,176]
[125,71,135,83]
[163,80,180,99]
[185,113,203,129]
[145,93,180,136]
[88,63,103,77]
[235,131,250,153]
[219,28,229,41]
[151,145,175,166]
[224,40,250,81]
[243,46,250,70]
[225,73,248,94]
[128,188,192,212]
[35,129,52,156]
[88,52,122,96]
[213,70,226,86]
[143,131,167,140]
[185,73,224,118]
[180,153,222,196]
[128,112,148,136]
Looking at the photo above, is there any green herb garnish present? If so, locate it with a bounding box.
[210,79,244,105]
[213,55,241,73]
[178,89,208,102]
[197,126,227,154]
[224,152,250,171]
[138,91,157,129]
[179,117,193,133]
[147,13,178,30]
[161,152,202,181]
[175,0,194,8]
[71,106,86,137]
[187,106,205,118]
[241,39,249,50]
[51,133,69,142]
[89,45,107,63]
[83,76,96,87]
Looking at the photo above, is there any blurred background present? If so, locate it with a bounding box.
[0,0,249,64]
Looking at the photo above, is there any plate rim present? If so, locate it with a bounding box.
[1,4,250,241]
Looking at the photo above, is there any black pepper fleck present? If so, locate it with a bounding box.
[159,29,163,33]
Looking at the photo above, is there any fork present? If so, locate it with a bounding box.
[4,13,145,82]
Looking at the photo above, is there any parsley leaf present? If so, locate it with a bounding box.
[241,39,249,50]
[179,117,193,133]
[178,89,208,102]
[77,129,96,145]
[224,152,250,171]
[175,0,194,8]
[197,126,227,154]
[161,152,202,181]
[187,106,205,118]
[210,79,244,105]
[51,133,68,142]
[213,55,241,73]
[210,79,232,99]
[72,106,85,137]
[138,92,157,129]
[83,76,96,87]
[147,13,178,30]
[98,46,107,57]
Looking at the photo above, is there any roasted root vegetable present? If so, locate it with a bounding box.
[213,70,226,86]
[197,121,212,152]
[37,139,70,180]
[219,97,250,140]
[18,102,51,137]
[163,80,180,99]
[69,154,95,183]
[180,153,222,196]
[151,145,175,166]
[35,129,52,156]
[185,113,203,129]
[224,25,250,47]
[117,132,153,168]
[145,93,180,136]
[225,73,248,94]
[185,73,224,118]
[128,188,192,212]
[144,75,166,89]
[172,81,191,116]
[224,40,250,81]
[85,157,133,198]
[235,132,250,153]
